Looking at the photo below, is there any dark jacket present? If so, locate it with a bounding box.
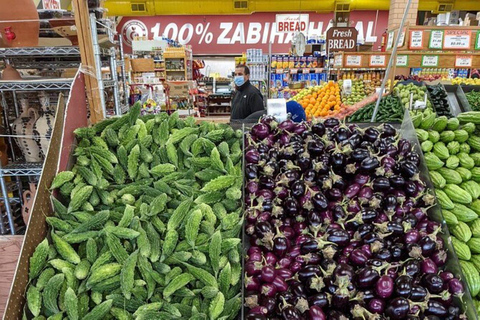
[230,80,265,120]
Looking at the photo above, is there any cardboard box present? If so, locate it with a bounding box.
[130,58,155,72]
[165,80,196,97]
[449,10,460,25]
[3,71,88,320]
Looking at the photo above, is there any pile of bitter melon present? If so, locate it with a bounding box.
[25,104,243,320]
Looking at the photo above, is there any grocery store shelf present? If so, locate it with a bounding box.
[103,80,116,88]
[0,46,80,58]
[0,79,73,91]
[0,162,43,177]
[166,69,185,72]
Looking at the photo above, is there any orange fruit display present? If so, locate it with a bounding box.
[291,81,343,120]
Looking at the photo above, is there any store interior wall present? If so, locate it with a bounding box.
[199,57,236,78]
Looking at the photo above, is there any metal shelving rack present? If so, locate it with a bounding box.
[0,14,128,234]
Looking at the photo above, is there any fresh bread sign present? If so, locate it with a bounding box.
[327,27,358,53]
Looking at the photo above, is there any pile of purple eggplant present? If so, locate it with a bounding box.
[244,117,466,320]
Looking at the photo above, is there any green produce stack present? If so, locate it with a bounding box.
[24,104,244,320]
[347,94,403,122]
[416,110,480,310]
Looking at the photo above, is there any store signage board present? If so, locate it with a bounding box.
[334,54,343,67]
[444,30,471,49]
[276,14,309,33]
[409,30,424,49]
[42,0,60,9]
[369,55,386,67]
[396,55,409,67]
[387,31,394,50]
[429,30,444,49]
[421,55,439,67]
[475,32,480,50]
[455,55,473,67]
[326,27,358,53]
[345,55,362,67]
[118,11,389,54]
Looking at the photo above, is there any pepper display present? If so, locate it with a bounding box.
[465,90,480,111]
[427,84,453,118]
[347,95,403,123]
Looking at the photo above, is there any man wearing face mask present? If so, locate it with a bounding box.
[230,65,265,121]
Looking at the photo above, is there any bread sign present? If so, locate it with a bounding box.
[327,27,358,53]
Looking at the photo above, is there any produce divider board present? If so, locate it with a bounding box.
[441,84,471,115]
[3,72,88,319]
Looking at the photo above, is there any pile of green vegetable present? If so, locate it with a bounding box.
[347,94,403,122]
[427,84,453,118]
[25,105,243,320]
[393,82,433,112]
[416,110,480,307]
[465,90,480,111]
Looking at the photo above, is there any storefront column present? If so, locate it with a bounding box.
[388,0,419,29]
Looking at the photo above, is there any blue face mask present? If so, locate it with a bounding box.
[234,75,245,87]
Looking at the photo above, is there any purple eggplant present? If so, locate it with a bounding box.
[368,298,386,314]
[423,274,444,294]
[356,266,380,289]
[385,297,409,320]
[375,275,394,299]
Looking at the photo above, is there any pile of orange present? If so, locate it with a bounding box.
[297,82,343,120]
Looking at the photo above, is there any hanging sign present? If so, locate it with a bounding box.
[276,14,310,33]
[396,55,409,67]
[421,55,439,67]
[369,55,386,67]
[409,30,424,49]
[326,27,358,53]
[118,11,390,55]
[387,31,394,50]
[475,32,480,50]
[345,55,362,67]
[429,30,444,49]
[455,55,473,67]
[444,30,471,49]
[334,54,343,67]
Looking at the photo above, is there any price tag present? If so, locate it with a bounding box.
[421,55,439,67]
[409,30,424,49]
[343,79,352,95]
[275,69,284,74]
[429,30,444,49]
[455,55,473,67]
[444,30,471,49]
[387,31,394,50]
[476,32,480,50]
[334,55,343,67]
[345,55,362,67]
[289,69,298,74]
[369,55,386,67]
[267,99,287,122]
[396,55,409,67]
[398,29,406,47]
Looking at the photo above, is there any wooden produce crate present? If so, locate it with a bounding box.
[3,72,88,320]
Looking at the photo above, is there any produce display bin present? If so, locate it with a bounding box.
[442,84,471,115]
[3,73,88,319]
[459,85,480,112]
[241,114,477,319]
[401,111,477,319]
